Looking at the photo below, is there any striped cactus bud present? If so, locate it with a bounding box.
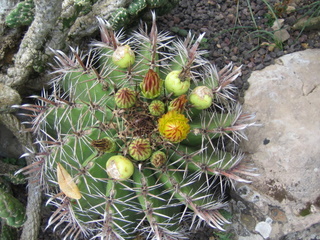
[168,94,188,113]
[128,138,152,161]
[189,86,213,110]
[106,155,134,180]
[115,87,137,108]
[112,45,135,68]
[140,69,162,99]
[148,100,165,116]
[150,150,167,168]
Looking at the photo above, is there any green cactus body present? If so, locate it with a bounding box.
[110,8,130,30]
[0,223,18,240]
[109,0,178,30]
[20,12,255,239]
[103,180,139,239]
[5,0,35,28]
[62,70,113,105]
[134,41,159,78]
[0,188,26,228]
[127,0,147,16]
[169,144,237,173]
[146,0,168,8]
[44,104,114,136]
[182,112,237,147]
[132,168,182,237]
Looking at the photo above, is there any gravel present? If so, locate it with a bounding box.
[157,0,320,98]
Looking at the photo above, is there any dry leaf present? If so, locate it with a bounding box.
[57,163,82,199]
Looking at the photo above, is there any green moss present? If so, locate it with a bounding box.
[299,203,312,217]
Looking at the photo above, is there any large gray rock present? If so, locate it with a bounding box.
[231,49,320,240]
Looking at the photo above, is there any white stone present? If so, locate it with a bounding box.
[239,49,320,238]
[273,29,290,42]
[272,19,284,30]
[255,221,272,239]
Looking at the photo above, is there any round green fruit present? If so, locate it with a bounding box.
[112,45,135,68]
[164,70,190,96]
[106,155,134,180]
[189,86,213,110]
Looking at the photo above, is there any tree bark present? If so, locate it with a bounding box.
[0,113,41,240]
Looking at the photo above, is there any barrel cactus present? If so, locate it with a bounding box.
[0,172,26,239]
[18,12,255,239]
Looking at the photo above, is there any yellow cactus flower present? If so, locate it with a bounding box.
[158,110,190,143]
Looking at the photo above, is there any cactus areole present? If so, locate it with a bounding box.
[20,12,255,240]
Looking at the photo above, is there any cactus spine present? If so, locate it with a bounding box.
[18,12,255,239]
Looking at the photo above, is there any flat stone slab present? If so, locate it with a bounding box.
[231,49,320,239]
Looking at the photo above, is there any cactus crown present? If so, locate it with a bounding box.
[18,12,256,239]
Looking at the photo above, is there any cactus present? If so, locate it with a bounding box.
[0,187,26,228]
[4,0,95,29]
[0,159,27,239]
[111,0,179,30]
[0,172,26,237]
[18,12,256,239]
[5,0,35,28]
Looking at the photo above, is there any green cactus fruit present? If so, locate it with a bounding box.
[128,138,152,161]
[0,188,26,227]
[165,70,190,96]
[114,87,137,108]
[148,100,165,116]
[112,45,135,68]
[106,155,134,180]
[189,86,214,110]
